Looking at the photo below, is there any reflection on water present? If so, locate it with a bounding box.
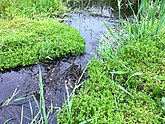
[63,0,138,17]
[65,12,118,54]
[63,0,122,67]
[63,11,119,68]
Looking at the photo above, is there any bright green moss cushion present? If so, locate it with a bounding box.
[0,18,85,70]
[0,0,66,18]
[58,29,165,123]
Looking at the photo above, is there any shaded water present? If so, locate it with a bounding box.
[0,0,135,123]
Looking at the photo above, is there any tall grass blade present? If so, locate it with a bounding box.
[110,71,128,75]
[13,96,31,102]
[65,81,73,123]
[30,111,40,124]
[162,97,165,110]
[117,0,121,21]
[80,118,94,124]
[4,86,20,105]
[20,105,24,124]
[125,72,143,84]
[103,21,119,46]
[29,100,34,121]
[127,0,138,23]
[158,2,165,32]
[38,66,48,124]
[4,118,15,124]
[118,85,134,98]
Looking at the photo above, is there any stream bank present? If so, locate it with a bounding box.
[0,1,135,123]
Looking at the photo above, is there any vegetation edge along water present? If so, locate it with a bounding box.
[0,0,85,71]
[58,0,165,123]
[0,0,164,123]
[58,31,165,123]
[0,18,85,70]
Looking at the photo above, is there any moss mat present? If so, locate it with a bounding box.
[0,18,85,70]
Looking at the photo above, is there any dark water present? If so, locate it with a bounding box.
[0,0,134,123]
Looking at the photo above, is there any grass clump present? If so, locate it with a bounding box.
[0,0,66,18]
[0,18,85,70]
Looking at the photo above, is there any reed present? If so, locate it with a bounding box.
[122,0,165,41]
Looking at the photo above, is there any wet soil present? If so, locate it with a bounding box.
[0,0,135,123]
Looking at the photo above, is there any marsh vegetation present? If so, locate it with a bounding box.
[0,0,165,123]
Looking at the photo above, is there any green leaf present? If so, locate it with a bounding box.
[110,71,128,75]
[153,76,165,81]
[80,118,94,124]
[153,86,162,95]
[162,97,165,103]
[118,85,134,98]
[162,97,165,111]
[46,56,53,60]
[130,72,143,77]
[126,72,143,84]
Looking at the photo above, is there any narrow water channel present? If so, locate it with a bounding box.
[0,1,133,123]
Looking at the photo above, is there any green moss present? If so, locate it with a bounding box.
[0,0,66,18]
[0,18,85,70]
[58,30,165,123]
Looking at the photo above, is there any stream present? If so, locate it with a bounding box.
[0,0,135,123]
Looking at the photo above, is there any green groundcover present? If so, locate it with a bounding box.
[58,29,165,123]
[0,18,85,70]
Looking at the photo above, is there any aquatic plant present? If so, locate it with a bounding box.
[0,18,85,70]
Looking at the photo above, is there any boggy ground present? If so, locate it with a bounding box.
[0,0,119,123]
[0,2,86,123]
[1,0,164,123]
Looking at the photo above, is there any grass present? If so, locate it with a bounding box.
[58,0,165,123]
[38,66,48,124]
[0,18,85,70]
[120,0,165,40]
